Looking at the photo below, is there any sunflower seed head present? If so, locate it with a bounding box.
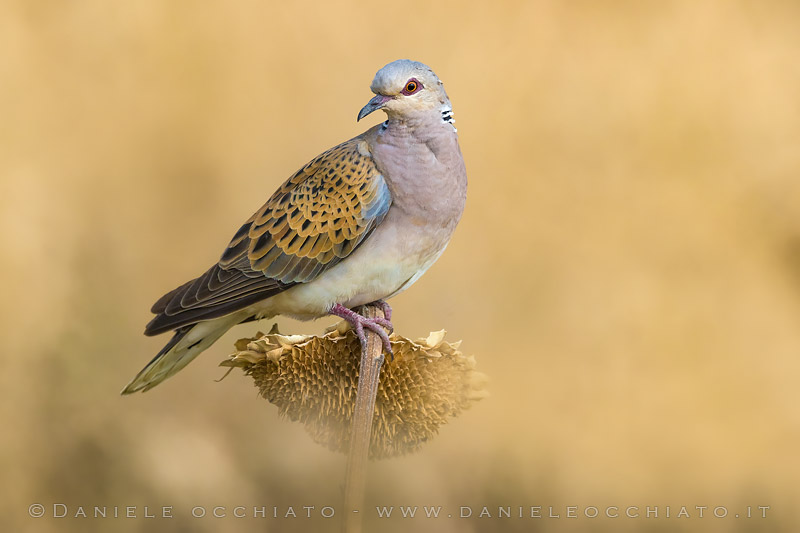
[221,322,487,459]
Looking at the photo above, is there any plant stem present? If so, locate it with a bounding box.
[343,304,385,533]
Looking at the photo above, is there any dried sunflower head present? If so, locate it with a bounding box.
[221,322,488,459]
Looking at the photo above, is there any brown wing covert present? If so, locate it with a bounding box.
[144,137,391,336]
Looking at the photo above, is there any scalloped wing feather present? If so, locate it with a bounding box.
[144,138,391,336]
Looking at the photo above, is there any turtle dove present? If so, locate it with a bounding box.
[122,59,467,394]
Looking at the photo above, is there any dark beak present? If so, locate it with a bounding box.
[357,94,391,121]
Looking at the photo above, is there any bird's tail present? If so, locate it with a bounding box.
[121,315,240,394]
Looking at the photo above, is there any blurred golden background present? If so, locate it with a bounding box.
[2,1,799,531]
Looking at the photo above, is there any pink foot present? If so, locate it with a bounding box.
[374,300,392,322]
[329,303,394,357]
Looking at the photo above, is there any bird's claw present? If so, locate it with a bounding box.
[329,302,394,359]
[371,317,394,333]
[353,319,394,359]
[374,300,393,322]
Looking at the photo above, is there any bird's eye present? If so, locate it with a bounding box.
[401,79,422,95]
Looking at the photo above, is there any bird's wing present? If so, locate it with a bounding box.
[145,137,392,336]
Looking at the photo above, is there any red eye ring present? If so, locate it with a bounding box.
[401,78,422,95]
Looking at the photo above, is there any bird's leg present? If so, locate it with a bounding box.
[329,303,393,356]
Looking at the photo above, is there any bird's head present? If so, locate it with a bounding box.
[357,59,451,122]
